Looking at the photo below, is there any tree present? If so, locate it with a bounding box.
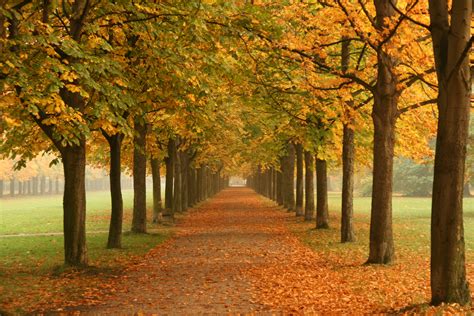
[429,0,472,305]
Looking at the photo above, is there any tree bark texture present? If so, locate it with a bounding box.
[105,133,124,248]
[295,143,304,216]
[341,124,356,242]
[367,0,398,264]
[304,151,315,221]
[151,157,162,223]
[429,0,472,305]
[131,118,147,233]
[316,158,329,229]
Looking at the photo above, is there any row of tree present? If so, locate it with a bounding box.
[0,0,471,308]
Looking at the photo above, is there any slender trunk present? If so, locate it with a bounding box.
[181,151,188,211]
[429,0,471,305]
[32,176,38,195]
[197,167,203,202]
[304,151,315,221]
[105,133,123,248]
[55,177,60,194]
[295,143,304,216]
[10,178,14,197]
[188,167,196,206]
[283,142,295,211]
[0,179,3,198]
[62,144,88,266]
[341,124,356,242]
[367,0,398,264]
[276,165,283,205]
[316,158,329,228]
[131,118,147,233]
[151,157,162,223]
[18,181,22,195]
[165,138,175,211]
[48,177,53,194]
[40,176,46,195]
[172,145,182,215]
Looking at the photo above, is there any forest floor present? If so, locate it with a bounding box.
[2,187,473,314]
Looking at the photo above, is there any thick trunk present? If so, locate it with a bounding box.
[304,151,315,221]
[367,1,398,264]
[367,90,396,263]
[106,133,123,248]
[131,118,147,233]
[62,144,88,266]
[151,157,162,223]
[165,138,175,211]
[429,0,471,305]
[316,158,329,229]
[295,143,304,216]
[341,124,356,242]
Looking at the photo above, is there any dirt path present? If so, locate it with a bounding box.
[76,187,288,314]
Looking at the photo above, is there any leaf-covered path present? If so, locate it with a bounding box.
[79,187,287,314]
[65,187,453,314]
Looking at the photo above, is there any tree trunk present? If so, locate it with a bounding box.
[366,0,398,264]
[316,158,329,228]
[40,176,46,195]
[180,150,188,211]
[283,142,295,211]
[131,118,147,233]
[197,167,203,202]
[0,179,3,198]
[151,157,162,223]
[105,133,123,248]
[165,138,175,211]
[10,178,15,197]
[304,151,315,221]
[429,0,471,305]
[295,143,304,216]
[276,166,283,205]
[62,144,88,266]
[32,177,38,195]
[172,145,182,215]
[341,124,356,242]
[188,167,196,206]
[48,177,53,195]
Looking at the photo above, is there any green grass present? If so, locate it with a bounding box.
[0,189,155,234]
[0,190,172,314]
[298,193,474,258]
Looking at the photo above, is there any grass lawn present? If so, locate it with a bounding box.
[0,190,172,314]
[0,189,155,234]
